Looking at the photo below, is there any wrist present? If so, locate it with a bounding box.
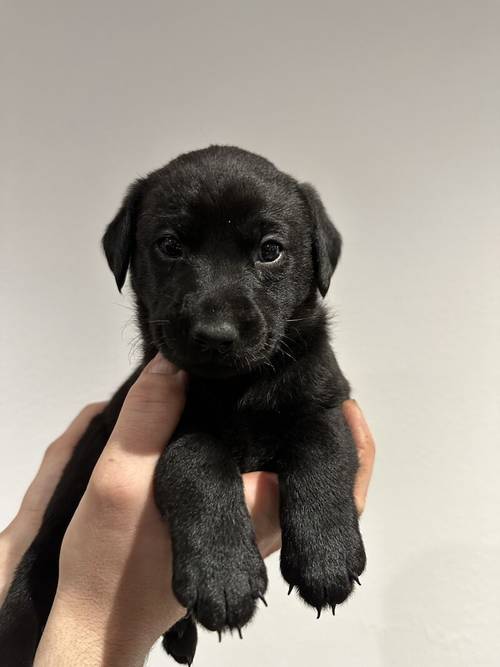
[35,586,185,667]
[35,589,153,667]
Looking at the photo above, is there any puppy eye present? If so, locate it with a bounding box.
[258,239,282,263]
[155,235,183,259]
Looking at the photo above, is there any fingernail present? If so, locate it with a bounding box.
[149,353,178,374]
[343,399,362,425]
[353,400,368,427]
[347,398,362,417]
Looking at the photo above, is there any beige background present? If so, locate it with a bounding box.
[1,1,499,665]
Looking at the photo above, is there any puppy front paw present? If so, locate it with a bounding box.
[281,515,365,615]
[173,541,268,633]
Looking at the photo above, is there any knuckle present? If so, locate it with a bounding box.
[357,430,376,461]
[89,463,137,512]
[18,496,43,522]
[365,434,376,460]
[80,402,106,418]
[42,440,59,459]
[43,437,69,460]
[72,403,105,425]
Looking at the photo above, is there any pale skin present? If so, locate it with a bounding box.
[0,354,376,666]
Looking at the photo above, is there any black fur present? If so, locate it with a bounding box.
[0,145,365,665]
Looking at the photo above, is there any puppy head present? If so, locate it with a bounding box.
[102,146,341,377]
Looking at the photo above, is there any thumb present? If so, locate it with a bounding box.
[91,354,187,493]
[109,354,188,456]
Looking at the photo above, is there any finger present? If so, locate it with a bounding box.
[342,400,376,515]
[90,354,187,500]
[1,401,109,588]
[243,471,281,558]
[16,402,108,523]
[59,402,108,447]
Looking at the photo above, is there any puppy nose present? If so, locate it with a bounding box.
[191,321,239,353]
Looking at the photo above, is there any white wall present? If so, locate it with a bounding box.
[1,2,499,665]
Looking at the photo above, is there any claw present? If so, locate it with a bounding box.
[316,607,322,619]
[217,630,222,643]
[288,584,294,596]
[351,575,361,586]
[236,626,243,639]
[332,604,336,616]
[258,593,268,607]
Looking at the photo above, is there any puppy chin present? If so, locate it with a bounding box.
[157,343,274,379]
[187,362,243,379]
[155,344,237,378]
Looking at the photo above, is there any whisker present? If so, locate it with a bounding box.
[113,301,136,313]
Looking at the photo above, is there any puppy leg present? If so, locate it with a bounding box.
[154,433,267,637]
[278,407,366,615]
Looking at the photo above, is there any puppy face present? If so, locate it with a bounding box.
[103,146,341,377]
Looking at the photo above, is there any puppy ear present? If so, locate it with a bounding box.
[299,183,342,297]
[102,178,146,292]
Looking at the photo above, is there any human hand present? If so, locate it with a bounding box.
[342,399,376,516]
[33,356,281,665]
[1,357,374,666]
[0,402,107,606]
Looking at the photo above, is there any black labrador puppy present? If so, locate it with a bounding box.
[0,145,366,665]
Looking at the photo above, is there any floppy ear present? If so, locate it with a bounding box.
[299,183,342,297]
[101,178,146,292]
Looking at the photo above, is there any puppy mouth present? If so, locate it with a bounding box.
[159,347,257,378]
[151,322,276,378]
